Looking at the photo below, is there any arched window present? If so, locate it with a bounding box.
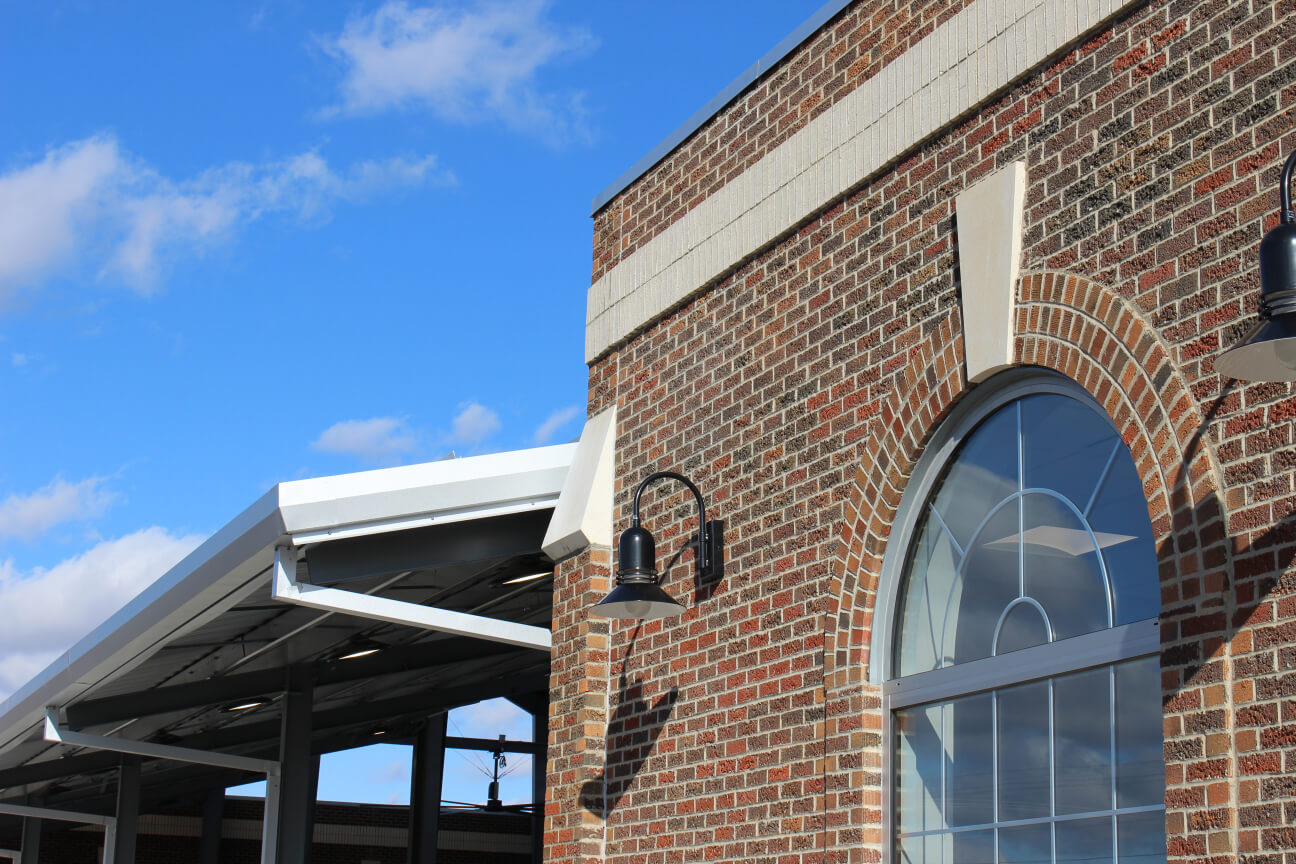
[883,375,1166,864]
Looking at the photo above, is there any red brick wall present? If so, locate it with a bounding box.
[562,0,1296,862]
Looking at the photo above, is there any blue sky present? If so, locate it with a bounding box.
[0,0,827,804]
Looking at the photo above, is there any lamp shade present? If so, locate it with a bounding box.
[589,580,686,620]
[1217,151,1296,381]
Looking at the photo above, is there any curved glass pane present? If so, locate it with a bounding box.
[995,600,1049,655]
[895,392,1157,674]
[1020,492,1110,640]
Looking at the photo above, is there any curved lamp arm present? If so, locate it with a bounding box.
[630,471,720,579]
[1281,147,1295,224]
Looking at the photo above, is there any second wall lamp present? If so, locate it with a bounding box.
[590,471,723,620]
[1217,147,1296,381]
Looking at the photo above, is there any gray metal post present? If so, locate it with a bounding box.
[113,760,140,864]
[18,817,40,864]
[199,788,223,864]
[530,697,547,864]
[276,667,315,864]
[408,714,447,864]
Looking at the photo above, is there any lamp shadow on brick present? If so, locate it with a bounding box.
[579,626,679,819]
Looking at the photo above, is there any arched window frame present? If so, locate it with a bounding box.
[872,369,1163,860]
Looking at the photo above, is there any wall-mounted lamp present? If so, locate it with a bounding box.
[590,471,723,620]
[1217,148,1296,381]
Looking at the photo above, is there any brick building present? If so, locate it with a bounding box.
[546,1,1296,863]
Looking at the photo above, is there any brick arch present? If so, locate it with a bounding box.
[824,270,1224,695]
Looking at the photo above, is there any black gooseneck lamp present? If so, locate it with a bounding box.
[590,471,724,620]
[1217,148,1296,381]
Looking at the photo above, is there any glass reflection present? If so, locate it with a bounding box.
[897,521,959,676]
[997,681,1050,821]
[896,703,944,834]
[1022,395,1118,510]
[950,503,1019,666]
[931,406,1019,549]
[1116,657,1165,808]
[947,693,994,827]
[1088,455,1160,626]
[1118,812,1167,863]
[1054,667,1112,815]
[953,830,994,864]
[1056,816,1112,863]
[1019,492,1110,640]
[995,599,1050,655]
[999,823,1051,864]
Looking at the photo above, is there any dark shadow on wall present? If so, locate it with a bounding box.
[579,625,679,819]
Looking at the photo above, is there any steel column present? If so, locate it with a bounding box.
[530,696,547,864]
[18,817,39,864]
[199,788,223,864]
[276,666,315,864]
[408,715,447,864]
[112,760,140,864]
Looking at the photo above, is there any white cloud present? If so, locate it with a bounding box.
[451,402,499,446]
[322,0,595,143]
[312,417,418,463]
[0,136,453,301]
[0,475,115,542]
[533,405,579,445]
[10,352,27,367]
[0,527,203,699]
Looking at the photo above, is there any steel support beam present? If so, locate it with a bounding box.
[276,667,315,864]
[273,547,551,651]
[408,715,446,864]
[112,760,140,864]
[530,694,548,864]
[0,803,115,864]
[67,637,519,728]
[19,817,39,864]
[44,708,277,776]
[199,788,223,864]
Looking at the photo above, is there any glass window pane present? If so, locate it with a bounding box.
[950,503,1020,666]
[931,406,1019,550]
[995,600,1049,656]
[898,832,945,864]
[947,693,994,827]
[897,519,960,676]
[998,823,1051,864]
[1019,492,1110,640]
[952,829,994,864]
[997,681,1051,821]
[1087,454,1160,626]
[897,702,946,834]
[1054,667,1113,815]
[1115,657,1165,808]
[1117,811,1167,864]
[1022,394,1118,510]
[1057,816,1113,863]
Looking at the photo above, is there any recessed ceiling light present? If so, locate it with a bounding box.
[337,647,381,661]
[225,700,266,713]
[503,571,551,585]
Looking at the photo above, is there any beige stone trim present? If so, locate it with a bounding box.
[586,0,1136,362]
[956,160,1027,382]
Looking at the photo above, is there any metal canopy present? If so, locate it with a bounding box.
[0,444,575,823]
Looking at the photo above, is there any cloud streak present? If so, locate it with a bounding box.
[0,475,115,542]
[0,527,203,699]
[322,0,596,144]
[0,135,453,301]
[533,405,579,445]
[312,417,419,464]
[451,402,499,447]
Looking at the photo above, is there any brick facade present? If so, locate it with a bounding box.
[553,0,1296,863]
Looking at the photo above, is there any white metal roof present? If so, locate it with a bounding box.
[0,444,576,760]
